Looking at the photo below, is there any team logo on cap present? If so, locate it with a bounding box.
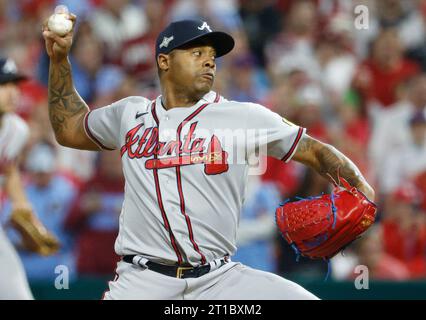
[2,59,17,74]
[198,22,212,32]
[159,35,174,49]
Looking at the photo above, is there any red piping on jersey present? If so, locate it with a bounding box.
[213,93,220,103]
[84,112,115,151]
[281,127,304,162]
[175,168,206,264]
[151,101,184,264]
[174,93,219,265]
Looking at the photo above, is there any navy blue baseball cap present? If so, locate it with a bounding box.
[0,58,27,84]
[155,20,235,58]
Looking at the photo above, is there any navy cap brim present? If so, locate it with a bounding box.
[0,73,27,85]
[165,31,235,58]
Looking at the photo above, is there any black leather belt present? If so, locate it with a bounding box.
[123,255,228,279]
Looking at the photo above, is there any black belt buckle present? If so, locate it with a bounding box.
[176,266,194,279]
[178,265,211,279]
[123,255,219,279]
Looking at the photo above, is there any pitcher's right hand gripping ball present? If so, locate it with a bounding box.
[42,5,76,63]
[48,8,73,36]
[275,178,377,260]
[10,208,60,256]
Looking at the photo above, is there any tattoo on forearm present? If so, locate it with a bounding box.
[48,61,87,135]
[296,135,314,154]
[296,137,365,188]
[316,143,364,188]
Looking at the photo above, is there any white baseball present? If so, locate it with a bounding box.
[47,13,72,36]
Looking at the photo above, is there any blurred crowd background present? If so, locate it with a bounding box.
[1,0,426,290]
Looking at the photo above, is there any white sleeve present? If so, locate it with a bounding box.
[84,97,133,150]
[380,151,404,194]
[3,114,29,161]
[245,103,306,162]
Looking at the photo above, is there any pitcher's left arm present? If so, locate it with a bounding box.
[292,134,375,201]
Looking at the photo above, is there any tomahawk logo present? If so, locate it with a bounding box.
[2,59,17,74]
[198,22,212,32]
[159,36,174,49]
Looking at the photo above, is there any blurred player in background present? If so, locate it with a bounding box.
[0,57,58,299]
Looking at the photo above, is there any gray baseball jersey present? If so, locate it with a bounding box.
[84,91,305,266]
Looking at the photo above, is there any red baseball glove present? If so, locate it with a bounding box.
[275,178,377,260]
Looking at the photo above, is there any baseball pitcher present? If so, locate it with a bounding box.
[42,11,375,300]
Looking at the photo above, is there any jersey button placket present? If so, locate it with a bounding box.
[158,116,178,218]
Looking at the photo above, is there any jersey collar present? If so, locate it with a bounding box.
[155,91,218,116]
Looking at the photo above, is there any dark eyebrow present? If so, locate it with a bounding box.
[180,41,216,56]
[191,46,216,54]
[187,47,217,59]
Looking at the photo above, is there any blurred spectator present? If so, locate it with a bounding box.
[330,91,372,180]
[238,0,282,66]
[261,157,303,199]
[264,68,310,117]
[406,0,426,71]
[369,75,426,192]
[350,0,381,59]
[26,75,97,185]
[381,111,426,193]
[65,151,124,276]
[233,175,280,273]
[1,1,52,74]
[415,169,426,212]
[169,0,242,32]
[265,0,320,82]
[315,16,357,102]
[294,83,330,142]
[0,0,51,122]
[352,28,420,110]
[54,0,94,18]
[116,0,169,84]
[227,53,269,103]
[93,66,134,106]
[1,142,78,281]
[381,186,426,278]
[261,70,313,199]
[89,0,148,63]
[376,0,425,50]
[55,146,97,187]
[14,80,47,121]
[350,225,411,280]
[213,29,254,98]
[69,21,107,104]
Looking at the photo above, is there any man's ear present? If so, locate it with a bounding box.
[157,54,170,72]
